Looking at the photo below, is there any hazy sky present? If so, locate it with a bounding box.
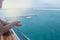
[2,0,60,9]
[1,0,60,17]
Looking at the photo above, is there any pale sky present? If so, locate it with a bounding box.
[2,0,60,9]
[1,0,60,18]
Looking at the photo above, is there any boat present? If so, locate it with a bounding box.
[1,29,20,40]
[1,29,30,40]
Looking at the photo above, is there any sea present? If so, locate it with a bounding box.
[0,8,60,40]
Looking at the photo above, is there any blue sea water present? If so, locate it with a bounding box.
[1,9,60,40]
